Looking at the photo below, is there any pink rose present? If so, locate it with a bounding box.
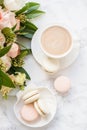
[0,8,20,30]
[15,19,20,31]
[0,12,2,20]
[0,31,5,46]
[7,43,20,58]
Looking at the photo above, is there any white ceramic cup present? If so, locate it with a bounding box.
[40,25,73,59]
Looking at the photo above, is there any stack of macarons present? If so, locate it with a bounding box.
[20,76,71,123]
[20,89,50,122]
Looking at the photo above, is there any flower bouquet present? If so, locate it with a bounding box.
[0,0,44,98]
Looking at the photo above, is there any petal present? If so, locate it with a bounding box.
[4,0,27,11]
[7,43,20,58]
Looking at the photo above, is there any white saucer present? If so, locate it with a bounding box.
[31,26,80,72]
[14,83,57,128]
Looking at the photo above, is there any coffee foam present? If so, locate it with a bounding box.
[41,26,72,56]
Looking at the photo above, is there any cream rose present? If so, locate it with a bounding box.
[14,72,26,86]
[4,0,28,11]
[0,55,11,72]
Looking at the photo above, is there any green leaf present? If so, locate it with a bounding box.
[17,49,31,59]
[0,45,12,58]
[15,2,30,16]
[16,41,28,49]
[25,2,40,14]
[26,10,45,19]
[12,24,17,31]
[2,27,16,44]
[17,32,29,35]
[15,2,40,16]
[20,86,24,90]
[0,85,2,90]
[9,67,30,80]
[15,26,26,33]
[19,21,37,39]
[7,67,15,75]
[22,33,34,39]
[15,67,30,80]
[0,0,4,8]
[18,31,34,39]
[21,49,32,55]
[17,23,36,38]
[23,21,38,31]
[0,69,15,88]
[0,77,3,88]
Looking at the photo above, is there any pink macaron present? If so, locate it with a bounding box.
[20,104,39,122]
[54,76,71,94]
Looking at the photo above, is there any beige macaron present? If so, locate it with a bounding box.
[34,99,49,117]
[23,90,40,104]
[42,57,60,73]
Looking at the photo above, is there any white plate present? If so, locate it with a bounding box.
[31,24,80,72]
[14,83,57,128]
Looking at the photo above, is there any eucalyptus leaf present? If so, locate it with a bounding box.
[0,69,15,88]
[26,10,45,19]
[0,45,12,58]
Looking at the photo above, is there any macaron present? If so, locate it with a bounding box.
[23,90,40,104]
[20,104,39,122]
[42,57,60,73]
[54,76,71,94]
[34,99,49,117]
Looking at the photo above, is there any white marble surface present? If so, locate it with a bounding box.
[0,0,87,130]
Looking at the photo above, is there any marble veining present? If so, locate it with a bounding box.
[0,0,87,130]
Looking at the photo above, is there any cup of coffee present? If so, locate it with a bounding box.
[40,25,73,59]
